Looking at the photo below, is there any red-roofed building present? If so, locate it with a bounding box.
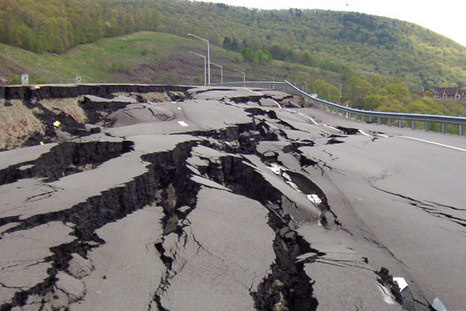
[426,87,466,100]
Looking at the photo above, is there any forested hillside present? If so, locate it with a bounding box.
[151,0,465,91]
[0,0,159,52]
[1,0,465,90]
[0,0,465,119]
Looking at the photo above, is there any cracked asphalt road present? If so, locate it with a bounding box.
[297,107,466,310]
[0,85,464,310]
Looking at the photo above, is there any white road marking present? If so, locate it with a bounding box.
[358,129,372,137]
[298,111,385,138]
[268,163,282,175]
[298,112,319,125]
[178,121,189,127]
[377,283,396,305]
[393,277,408,291]
[399,136,466,152]
[307,194,322,205]
[377,133,389,138]
[322,124,340,132]
[285,180,302,192]
[281,172,291,181]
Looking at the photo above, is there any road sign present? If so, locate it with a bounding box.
[21,74,29,85]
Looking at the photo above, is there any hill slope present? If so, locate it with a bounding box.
[0,0,465,90]
[0,32,341,85]
[152,0,466,90]
[1,31,465,122]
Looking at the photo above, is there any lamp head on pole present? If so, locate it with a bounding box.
[189,50,205,59]
[187,33,209,43]
[234,68,246,82]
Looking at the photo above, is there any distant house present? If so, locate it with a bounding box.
[426,87,466,100]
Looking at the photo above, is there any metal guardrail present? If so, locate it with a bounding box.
[220,80,466,136]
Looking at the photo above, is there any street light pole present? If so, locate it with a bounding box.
[211,62,223,84]
[188,34,210,85]
[189,51,206,85]
[234,69,246,82]
[339,83,343,102]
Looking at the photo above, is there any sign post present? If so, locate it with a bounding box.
[21,74,29,85]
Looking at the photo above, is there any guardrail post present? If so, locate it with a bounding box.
[362,116,365,123]
[460,125,464,136]
[388,119,392,127]
[441,123,446,134]
[398,119,403,128]
[378,117,381,125]
[369,117,373,123]
[411,120,415,130]
[425,122,429,131]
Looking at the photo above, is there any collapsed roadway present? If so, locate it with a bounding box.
[0,84,464,310]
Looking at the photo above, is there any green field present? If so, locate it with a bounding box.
[0,31,338,86]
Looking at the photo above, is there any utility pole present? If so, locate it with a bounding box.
[189,51,206,85]
[188,34,210,85]
[211,62,223,84]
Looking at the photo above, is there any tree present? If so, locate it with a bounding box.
[346,76,374,108]
[294,71,313,90]
[386,80,411,101]
[223,36,232,49]
[302,51,317,67]
[0,0,160,52]
[311,79,340,102]
[241,48,254,62]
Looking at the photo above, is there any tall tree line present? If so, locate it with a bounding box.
[0,0,159,52]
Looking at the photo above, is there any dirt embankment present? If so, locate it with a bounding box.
[0,84,190,150]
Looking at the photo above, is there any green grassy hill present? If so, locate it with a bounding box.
[0,31,338,85]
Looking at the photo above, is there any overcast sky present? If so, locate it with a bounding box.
[192,0,466,47]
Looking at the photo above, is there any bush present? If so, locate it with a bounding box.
[9,76,22,85]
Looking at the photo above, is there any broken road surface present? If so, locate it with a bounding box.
[0,86,464,310]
